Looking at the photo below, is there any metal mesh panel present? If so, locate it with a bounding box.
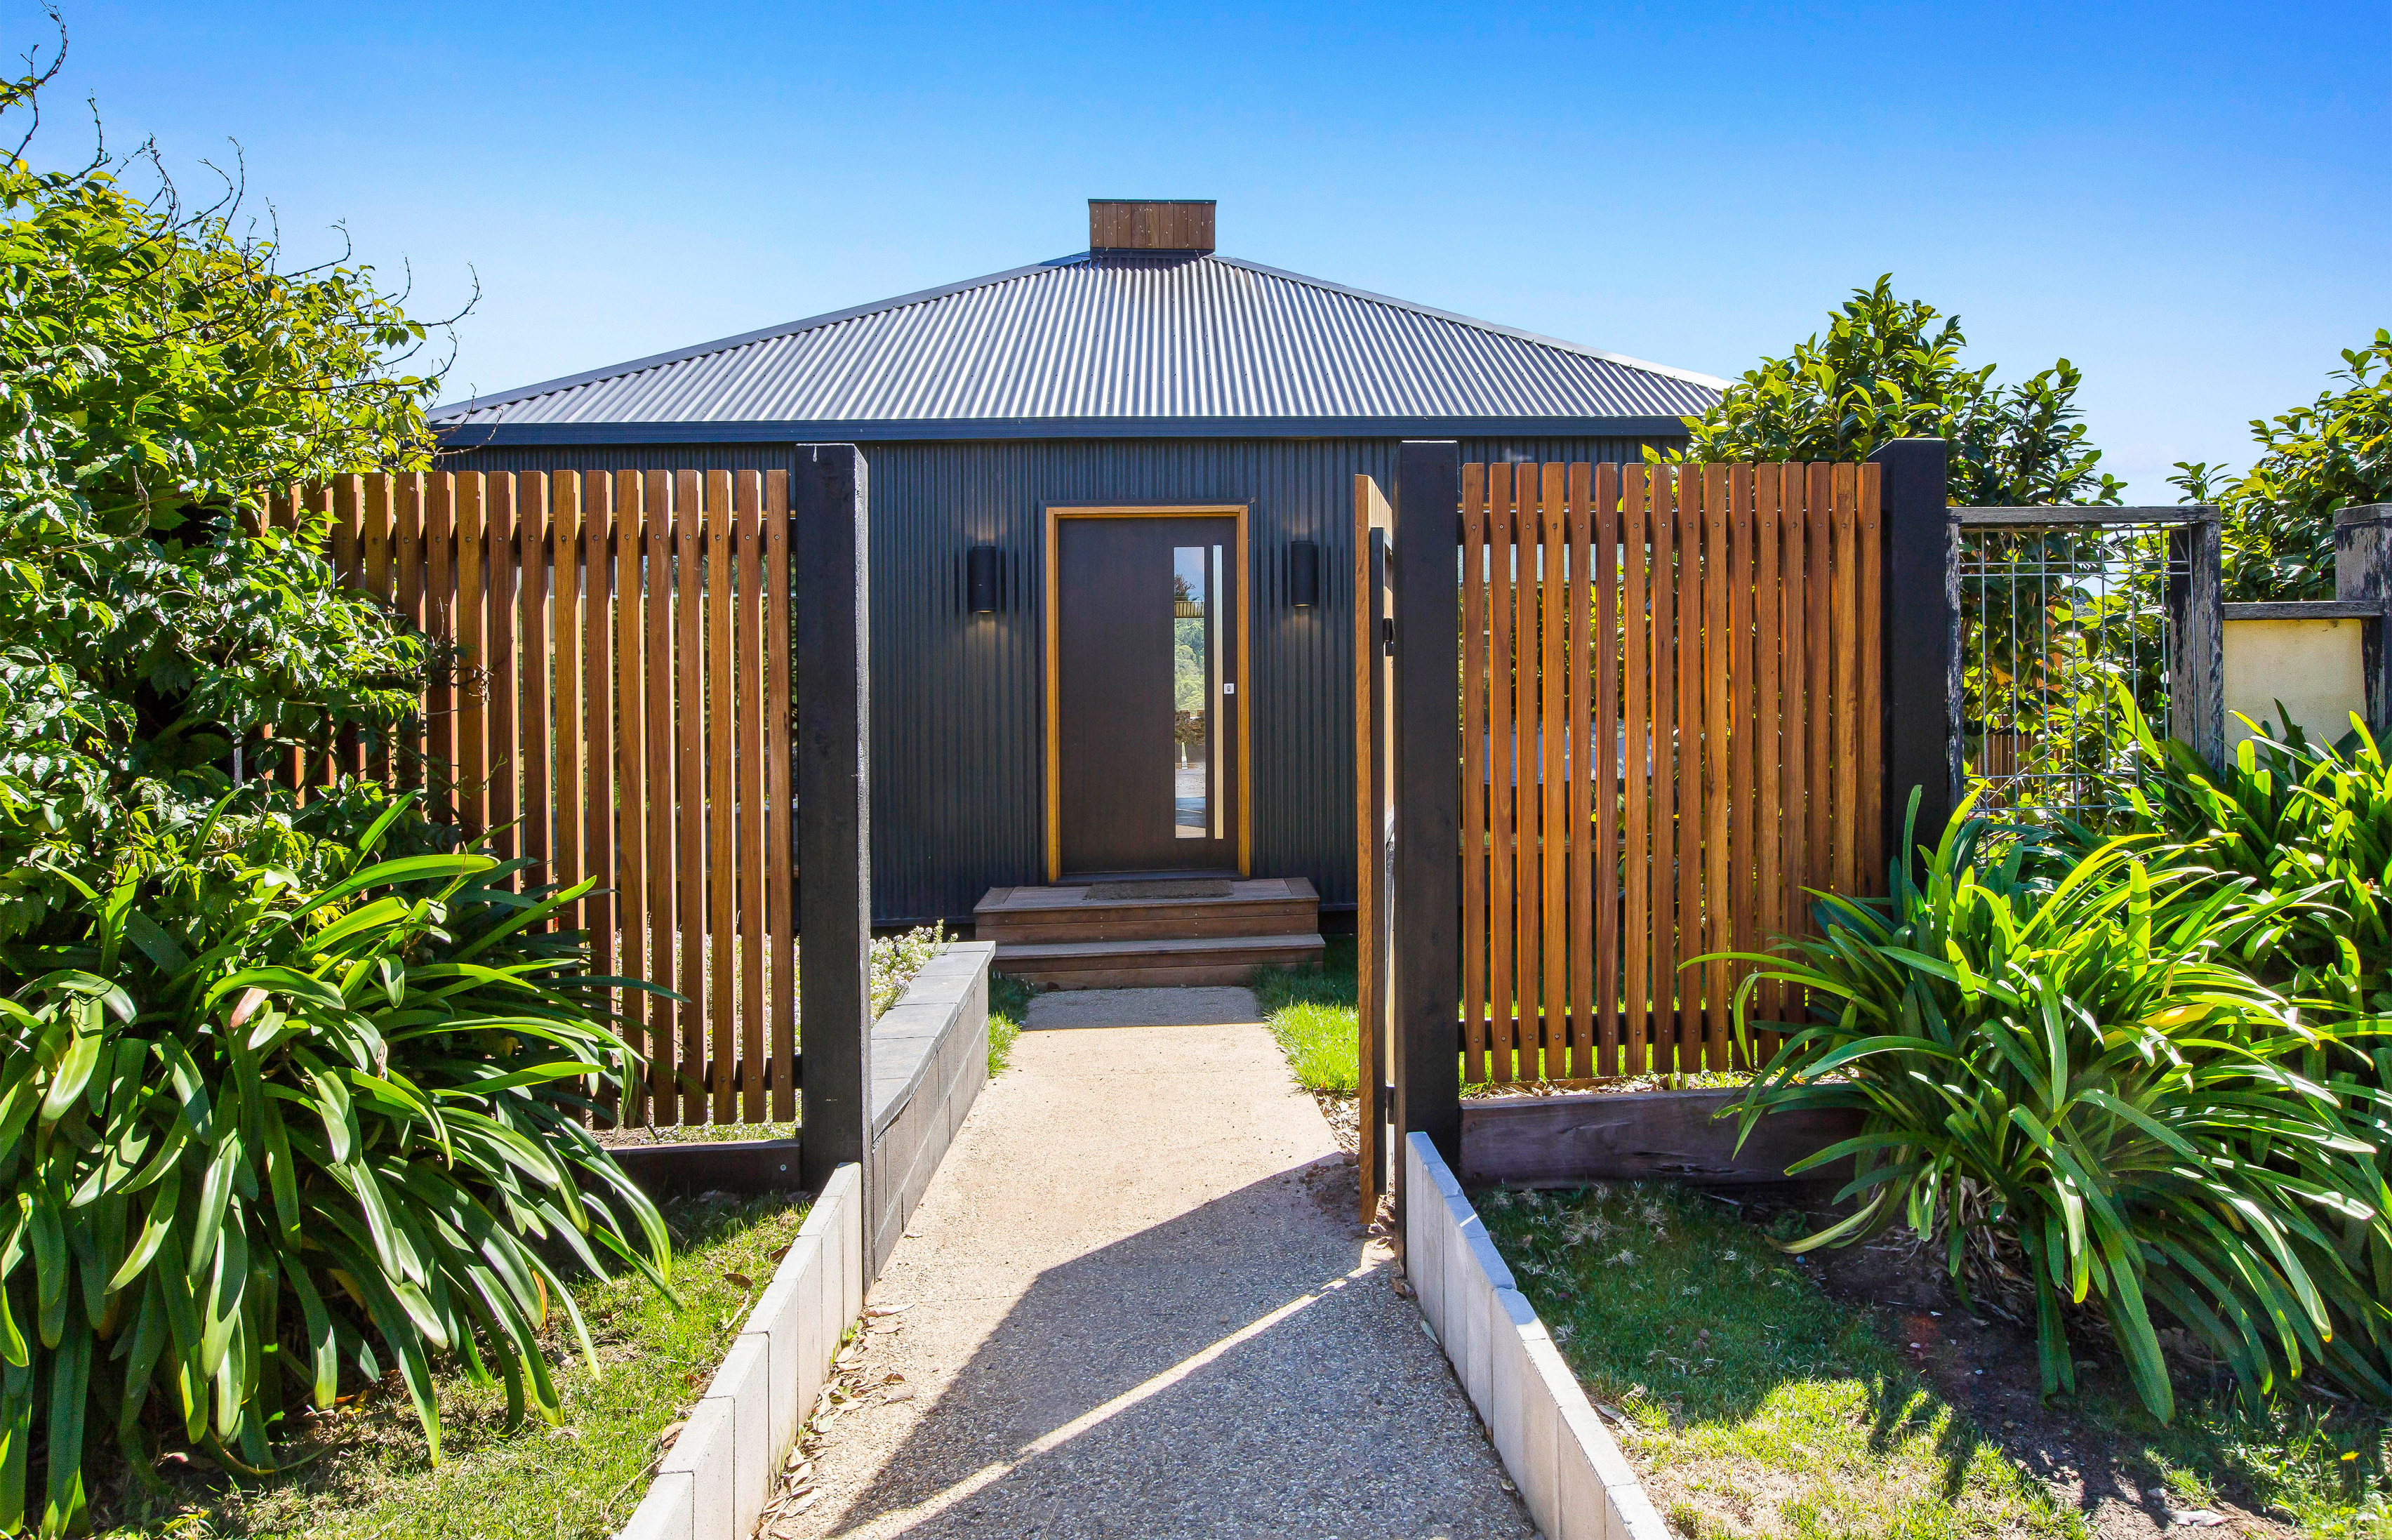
[1958,516,2190,827]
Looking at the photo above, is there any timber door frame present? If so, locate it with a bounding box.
[1043,503,1251,883]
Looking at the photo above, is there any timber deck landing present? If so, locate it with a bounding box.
[974,876,1324,988]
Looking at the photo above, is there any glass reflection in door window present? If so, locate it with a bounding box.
[1173,547,1209,838]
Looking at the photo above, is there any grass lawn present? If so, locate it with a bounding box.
[99,1193,815,1540]
[1482,1182,2391,1539]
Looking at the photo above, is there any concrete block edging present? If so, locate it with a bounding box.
[615,1162,865,1540]
[1404,1133,1670,1540]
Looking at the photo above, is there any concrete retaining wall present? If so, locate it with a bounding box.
[868,940,993,1273]
[618,1162,863,1540]
[1405,1134,1668,1540]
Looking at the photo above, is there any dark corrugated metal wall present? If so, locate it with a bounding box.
[451,434,1670,922]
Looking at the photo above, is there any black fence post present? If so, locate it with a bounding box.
[2336,503,2392,736]
[1870,437,1956,870]
[2167,514,2226,766]
[1391,441,1461,1240]
[795,445,874,1235]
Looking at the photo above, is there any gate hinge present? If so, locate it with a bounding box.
[1381,617,1395,656]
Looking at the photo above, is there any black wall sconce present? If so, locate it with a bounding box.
[967,545,1002,613]
[1288,539,1320,609]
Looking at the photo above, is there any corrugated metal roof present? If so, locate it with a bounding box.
[431,252,1722,437]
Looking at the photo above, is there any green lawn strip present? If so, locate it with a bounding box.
[1483,1183,2080,1540]
[1482,1183,2390,1539]
[104,1193,814,1540]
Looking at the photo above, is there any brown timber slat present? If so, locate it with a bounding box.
[364,474,394,784]
[397,474,425,792]
[519,473,553,886]
[1513,465,1541,1082]
[1539,463,1567,1082]
[612,471,649,1124]
[706,470,738,1123]
[583,474,616,1025]
[1485,463,1514,1085]
[551,472,586,917]
[1565,462,1593,1081]
[1621,466,1652,1075]
[1805,463,1833,903]
[1726,466,1754,1063]
[1832,464,1861,898]
[1593,463,1621,1076]
[646,472,682,1121]
[1857,463,1886,882]
[1779,465,1808,964]
[1703,465,1731,1068]
[764,472,796,1122]
[485,475,520,866]
[1674,466,1703,1070]
[1461,464,1487,1085]
[736,472,769,1123]
[423,476,453,808]
[675,471,708,1122]
[1755,467,1783,1047]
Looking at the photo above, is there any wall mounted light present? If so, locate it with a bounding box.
[967,545,1002,613]
[1288,540,1320,609]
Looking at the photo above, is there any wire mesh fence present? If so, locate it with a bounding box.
[1957,509,2217,829]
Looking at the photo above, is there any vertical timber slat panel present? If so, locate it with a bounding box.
[706,470,738,1123]
[1623,466,1652,1075]
[456,475,487,837]
[1647,467,1676,1073]
[1805,463,1833,905]
[613,472,649,1124]
[519,474,553,887]
[675,470,707,1122]
[1755,468,1784,1049]
[583,474,616,1049]
[1832,464,1861,899]
[1703,465,1731,1068]
[1857,463,1886,884]
[1460,465,1487,1085]
[1593,463,1621,1076]
[641,472,679,1121]
[1539,463,1567,1081]
[737,472,769,1122]
[765,471,797,1123]
[1674,468,1703,1070]
[1727,466,1756,1064]
[486,475,521,869]
[424,475,453,813]
[1485,463,1513,1084]
[1565,462,1593,1081]
[1513,469,1541,1079]
[552,472,586,920]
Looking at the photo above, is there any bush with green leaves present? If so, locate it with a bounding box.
[0,794,667,1537]
[2174,331,2392,602]
[0,37,446,938]
[1723,793,2392,1423]
[1663,274,2124,507]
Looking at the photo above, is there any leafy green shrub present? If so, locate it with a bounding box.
[1725,794,2392,1423]
[0,794,667,1536]
[1663,274,2124,506]
[2174,330,2392,602]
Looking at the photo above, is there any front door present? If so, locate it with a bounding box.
[1049,512,1242,877]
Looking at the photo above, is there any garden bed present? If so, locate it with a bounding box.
[1480,1181,2389,1539]
[95,1193,816,1539]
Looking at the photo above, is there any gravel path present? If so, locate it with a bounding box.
[767,986,1535,1540]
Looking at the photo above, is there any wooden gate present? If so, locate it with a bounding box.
[1358,460,1885,1099]
[258,470,797,1128]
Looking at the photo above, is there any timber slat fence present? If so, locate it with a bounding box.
[259,470,795,1128]
[1449,460,1884,1080]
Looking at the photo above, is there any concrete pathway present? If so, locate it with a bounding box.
[772,987,1534,1540]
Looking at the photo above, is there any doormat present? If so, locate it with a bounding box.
[1082,879,1234,901]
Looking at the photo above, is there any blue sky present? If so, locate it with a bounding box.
[29,1,2386,496]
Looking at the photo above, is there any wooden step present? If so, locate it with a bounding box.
[974,877,1320,947]
[992,931,1326,990]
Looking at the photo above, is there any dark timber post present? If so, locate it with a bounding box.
[1390,441,1461,1244]
[2167,512,2226,766]
[2336,504,2392,735]
[795,444,873,1241]
[1870,438,1956,870]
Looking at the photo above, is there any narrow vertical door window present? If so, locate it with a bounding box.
[1173,547,1210,838]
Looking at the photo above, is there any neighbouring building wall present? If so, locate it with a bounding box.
[449,432,1677,923]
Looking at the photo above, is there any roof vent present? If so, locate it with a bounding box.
[1089,199,1215,254]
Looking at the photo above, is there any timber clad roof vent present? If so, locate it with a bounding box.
[1089,199,1215,253]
